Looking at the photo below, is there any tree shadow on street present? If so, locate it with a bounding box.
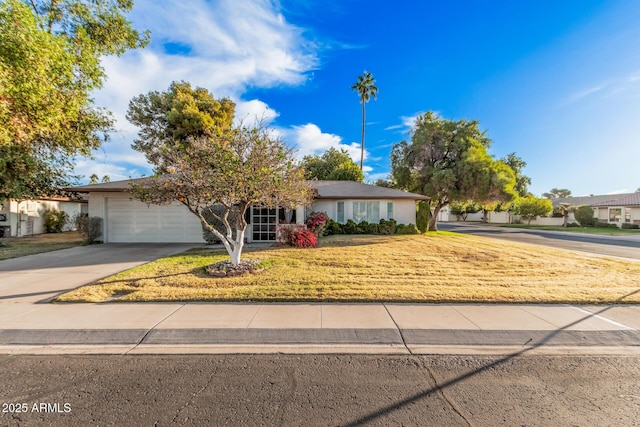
[343,288,640,426]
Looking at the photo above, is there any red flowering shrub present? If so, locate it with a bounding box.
[288,228,318,248]
[306,211,329,235]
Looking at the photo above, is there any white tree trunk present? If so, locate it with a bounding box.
[229,227,246,266]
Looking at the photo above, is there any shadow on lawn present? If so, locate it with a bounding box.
[342,288,640,426]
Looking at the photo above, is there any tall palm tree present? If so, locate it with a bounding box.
[351,71,378,171]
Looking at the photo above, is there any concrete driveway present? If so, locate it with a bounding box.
[439,223,640,260]
[0,244,198,303]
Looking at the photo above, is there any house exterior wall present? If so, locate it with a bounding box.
[466,212,485,222]
[631,207,640,225]
[310,199,418,225]
[85,193,423,243]
[608,206,640,226]
[596,207,608,222]
[90,193,300,243]
[486,211,511,224]
[92,193,204,243]
[437,206,450,221]
[0,199,84,237]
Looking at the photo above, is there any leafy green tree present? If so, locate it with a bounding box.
[127,81,235,173]
[554,202,574,227]
[89,174,110,184]
[301,148,364,182]
[374,179,392,188]
[128,83,311,265]
[542,188,572,199]
[501,152,531,197]
[449,201,480,221]
[574,205,596,227]
[514,197,553,225]
[351,71,378,171]
[390,111,516,231]
[0,0,149,200]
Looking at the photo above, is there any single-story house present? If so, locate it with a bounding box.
[554,192,640,227]
[66,179,428,243]
[589,193,640,225]
[0,196,87,238]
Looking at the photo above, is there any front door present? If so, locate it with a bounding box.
[251,207,277,242]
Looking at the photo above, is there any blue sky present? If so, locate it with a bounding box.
[83,0,640,197]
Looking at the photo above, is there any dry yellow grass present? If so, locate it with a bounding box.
[0,231,84,260]
[54,233,640,303]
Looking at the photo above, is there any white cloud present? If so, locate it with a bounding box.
[562,70,640,106]
[235,99,279,126]
[367,172,390,182]
[606,188,632,195]
[562,84,606,106]
[384,113,423,132]
[77,0,318,183]
[73,159,139,183]
[285,123,367,162]
[96,0,316,131]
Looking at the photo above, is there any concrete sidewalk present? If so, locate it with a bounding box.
[1,302,639,355]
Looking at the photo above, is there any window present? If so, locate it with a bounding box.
[252,207,277,241]
[387,202,394,219]
[625,207,631,223]
[609,208,622,223]
[353,201,380,223]
[337,202,344,223]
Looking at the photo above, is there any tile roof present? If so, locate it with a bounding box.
[552,192,640,207]
[590,192,640,207]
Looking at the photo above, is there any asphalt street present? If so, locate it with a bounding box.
[438,223,640,261]
[1,354,639,426]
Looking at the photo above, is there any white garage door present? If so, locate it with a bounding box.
[105,197,204,243]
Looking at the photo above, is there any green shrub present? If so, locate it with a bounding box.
[396,223,419,234]
[566,222,580,228]
[343,219,358,234]
[574,205,596,227]
[43,209,68,233]
[365,222,380,234]
[416,201,430,233]
[379,218,397,235]
[356,221,369,234]
[621,223,640,229]
[76,216,103,244]
[325,219,343,235]
[595,222,618,229]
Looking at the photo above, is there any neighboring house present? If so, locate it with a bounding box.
[66,179,428,243]
[588,193,640,226]
[436,207,511,224]
[554,192,640,227]
[0,196,87,238]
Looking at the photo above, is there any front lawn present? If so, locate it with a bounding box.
[0,231,84,260]
[54,233,640,304]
